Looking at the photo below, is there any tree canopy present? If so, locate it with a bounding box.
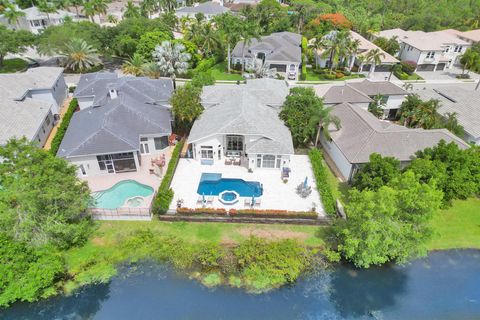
[0,25,35,66]
[352,154,401,191]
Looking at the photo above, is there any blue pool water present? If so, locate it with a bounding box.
[197,173,262,197]
[93,180,154,209]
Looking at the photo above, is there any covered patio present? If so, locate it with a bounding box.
[170,155,325,216]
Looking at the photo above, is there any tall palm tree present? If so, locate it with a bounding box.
[196,22,220,56]
[59,38,101,72]
[365,48,385,78]
[460,49,480,74]
[83,1,96,21]
[122,53,145,76]
[153,40,191,89]
[3,4,26,27]
[140,0,156,18]
[69,0,83,18]
[239,20,261,73]
[319,30,350,74]
[37,1,58,23]
[123,1,141,19]
[92,0,108,22]
[311,105,341,146]
[160,0,176,13]
[106,13,118,24]
[214,13,242,73]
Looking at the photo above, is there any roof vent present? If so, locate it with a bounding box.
[109,88,118,100]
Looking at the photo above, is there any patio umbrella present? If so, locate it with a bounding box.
[303,176,308,189]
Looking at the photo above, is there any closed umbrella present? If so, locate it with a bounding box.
[202,193,206,204]
[303,176,308,189]
[251,195,255,207]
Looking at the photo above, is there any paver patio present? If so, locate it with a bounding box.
[170,155,325,216]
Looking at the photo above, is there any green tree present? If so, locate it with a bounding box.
[153,40,191,88]
[123,0,141,19]
[333,170,443,268]
[398,94,439,129]
[239,19,261,73]
[2,3,26,26]
[37,0,58,23]
[280,87,339,147]
[0,26,34,67]
[170,83,203,131]
[373,36,400,56]
[214,13,242,72]
[135,30,172,60]
[256,0,290,34]
[122,53,145,76]
[0,139,92,248]
[59,38,101,72]
[460,48,480,74]
[190,71,215,88]
[365,48,385,78]
[440,112,464,138]
[0,235,65,307]
[352,153,401,191]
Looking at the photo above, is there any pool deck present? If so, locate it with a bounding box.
[82,147,173,193]
[170,155,325,216]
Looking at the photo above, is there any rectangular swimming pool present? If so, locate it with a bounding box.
[197,173,262,197]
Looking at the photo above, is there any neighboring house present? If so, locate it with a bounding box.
[0,6,76,34]
[231,32,302,80]
[57,73,174,177]
[444,28,480,44]
[175,1,230,20]
[187,79,294,170]
[318,79,408,119]
[0,67,67,147]
[314,31,399,73]
[320,103,469,182]
[377,28,470,71]
[413,84,480,145]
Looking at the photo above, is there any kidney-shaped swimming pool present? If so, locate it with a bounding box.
[92,180,154,209]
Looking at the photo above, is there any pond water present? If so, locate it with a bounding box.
[2,250,479,320]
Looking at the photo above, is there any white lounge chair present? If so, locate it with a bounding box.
[244,198,252,207]
[196,196,203,204]
[254,198,261,207]
[207,196,214,205]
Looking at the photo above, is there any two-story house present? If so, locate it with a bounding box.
[377,28,470,71]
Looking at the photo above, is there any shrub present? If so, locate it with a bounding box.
[335,72,344,79]
[400,61,417,75]
[456,73,470,79]
[308,149,336,216]
[68,86,76,93]
[49,98,78,155]
[152,141,184,214]
[191,71,215,87]
[176,207,227,215]
[323,73,336,80]
[232,209,317,219]
[194,57,216,73]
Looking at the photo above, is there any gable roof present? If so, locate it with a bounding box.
[232,32,302,63]
[318,80,407,104]
[175,2,230,14]
[0,67,64,100]
[59,74,173,158]
[327,103,469,164]
[413,85,480,140]
[189,80,294,155]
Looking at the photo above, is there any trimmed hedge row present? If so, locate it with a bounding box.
[49,98,78,155]
[152,141,184,214]
[176,208,318,219]
[300,36,308,81]
[308,149,336,216]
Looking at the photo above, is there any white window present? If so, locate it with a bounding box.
[443,46,450,53]
[454,46,463,53]
[200,146,213,159]
[426,51,435,59]
[154,136,169,150]
[262,155,276,168]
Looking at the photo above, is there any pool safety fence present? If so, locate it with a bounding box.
[89,207,152,220]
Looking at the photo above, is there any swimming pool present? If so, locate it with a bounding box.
[92,180,154,209]
[197,173,262,197]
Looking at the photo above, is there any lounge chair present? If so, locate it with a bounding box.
[196,196,203,204]
[244,198,252,207]
[254,198,261,207]
[225,158,232,165]
[233,159,241,166]
[207,196,214,205]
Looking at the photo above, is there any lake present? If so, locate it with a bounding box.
[1,250,479,320]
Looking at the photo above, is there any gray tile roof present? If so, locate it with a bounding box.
[319,80,407,104]
[413,85,480,140]
[59,75,173,158]
[327,103,469,164]
[176,2,230,14]
[189,80,294,155]
[232,32,302,63]
[0,67,62,144]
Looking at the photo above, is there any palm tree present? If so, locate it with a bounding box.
[318,30,350,74]
[153,40,191,89]
[123,1,141,19]
[59,38,101,72]
[83,1,96,21]
[92,0,108,22]
[214,13,242,73]
[2,4,26,27]
[239,20,261,73]
[196,22,220,56]
[142,62,161,79]
[106,14,118,24]
[69,0,83,18]
[37,1,58,24]
[140,0,156,18]
[365,48,385,78]
[311,105,341,146]
[122,53,145,76]
[460,49,480,74]
[160,0,176,13]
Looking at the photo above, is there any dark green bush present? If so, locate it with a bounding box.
[194,57,216,73]
[50,98,78,155]
[152,141,184,214]
[308,149,336,216]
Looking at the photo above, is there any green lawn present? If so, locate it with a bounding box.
[0,58,28,73]
[94,220,325,247]
[209,62,244,81]
[304,68,364,82]
[428,198,480,250]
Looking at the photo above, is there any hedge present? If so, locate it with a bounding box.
[194,57,216,73]
[300,36,307,81]
[308,149,336,216]
[152,140,184,214]
[49,98,78,155]
[176,208,318,219]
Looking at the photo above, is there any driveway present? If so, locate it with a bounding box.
[416,65,480,81]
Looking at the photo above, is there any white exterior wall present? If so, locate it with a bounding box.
[68,151,140,178]
[320,135,353,181]
[384,95,406,110]
[77,96,94,110]
[191,135,224,162]
[139,135,171,156]
[33,109,54,147]
[399,45,423,63]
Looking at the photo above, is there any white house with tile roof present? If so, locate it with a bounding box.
[231,32,302,80]
[377,28,470,71]
[175,1,230,20]
[0,67,67,147]
[187,79,294,170]
[444,29,480,44]
[320,103,470,181]
[57,73,173,177]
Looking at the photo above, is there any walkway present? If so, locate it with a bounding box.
[43,96,72,151]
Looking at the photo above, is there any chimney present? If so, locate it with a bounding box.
[109,88,118,99]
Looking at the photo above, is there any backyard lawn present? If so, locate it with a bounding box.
[0,58,28,73]
[428,198,480,250]
[209,62,244,81]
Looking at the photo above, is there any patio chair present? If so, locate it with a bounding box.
[244,198,252,207]
[196,196,203,204]
[254,198,261,207]
[207,196,214,205]
[225,158,232,165]
[233,159,241,166]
